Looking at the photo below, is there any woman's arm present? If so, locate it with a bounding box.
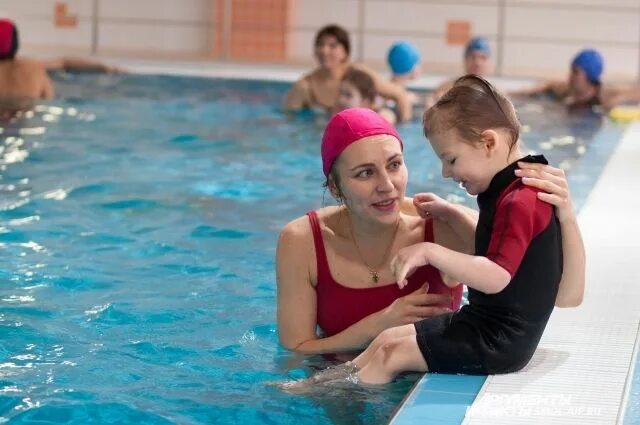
[412,193,477,253]
[40,57,123,73]
[515,163,585,307]
[283,78,311,111]
[354,64,412,122]
[277,216,452,354]
[375,77,412,122]
[425,79,454,109]
[509,80,568,98]
[601,84,640,110]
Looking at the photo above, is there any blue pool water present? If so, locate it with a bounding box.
[0,74,619,424]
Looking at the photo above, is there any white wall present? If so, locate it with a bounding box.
[1,0,639,80]
[0,0,215,58]
[287,0,640,80]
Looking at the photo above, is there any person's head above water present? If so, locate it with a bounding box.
[321,108,406,215]
[337,68,377,110]
[423,75,521,195]
[572,49,603,84]
[387,41,421,78]
[314,24,350,70]
[0,18,19,61]
[464,36,491,77]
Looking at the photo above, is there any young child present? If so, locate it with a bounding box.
[336,68,396,123]
[351,74,564,383]
[387,41,421,84]
[387,41,421,105]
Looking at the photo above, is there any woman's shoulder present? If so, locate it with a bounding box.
[280,207,342,238]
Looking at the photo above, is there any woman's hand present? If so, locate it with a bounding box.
[376,283,452,332]
[391,243,432,288]
[413,193,454,222]
[515,162,576,223]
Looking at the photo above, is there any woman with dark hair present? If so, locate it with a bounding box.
[284,24,413,122]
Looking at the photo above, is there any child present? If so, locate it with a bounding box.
[353,74,564,383]
[336,68,396,124]
[387,41,421,107]
[387,41,421,86]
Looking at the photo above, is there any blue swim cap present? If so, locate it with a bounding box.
[572,49,604,84]
[465,36,491,57]
[387,41,420,75]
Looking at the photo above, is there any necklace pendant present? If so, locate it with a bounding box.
[370,270,379,284]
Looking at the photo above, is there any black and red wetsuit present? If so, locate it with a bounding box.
[415,155,563,375]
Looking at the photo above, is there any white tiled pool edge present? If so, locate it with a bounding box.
[460,122,640,425]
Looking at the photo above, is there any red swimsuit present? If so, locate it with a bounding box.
[307,211,463,337]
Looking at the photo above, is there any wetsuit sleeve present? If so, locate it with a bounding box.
[486,186,553,277]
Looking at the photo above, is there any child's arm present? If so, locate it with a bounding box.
[399,186,552,295]
[391,242,511,294]
[413,193,476,252]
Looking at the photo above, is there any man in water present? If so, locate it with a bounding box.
[511,48,640,110]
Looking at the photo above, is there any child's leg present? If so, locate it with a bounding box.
[353,324,416,368]
[357,334,427,384]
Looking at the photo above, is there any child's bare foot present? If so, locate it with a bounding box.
[270,361,360,394]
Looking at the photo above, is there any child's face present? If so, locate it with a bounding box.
[338,81,367,110]
[428,129,499,196]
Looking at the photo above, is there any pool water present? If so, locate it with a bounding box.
[0,73,619,424]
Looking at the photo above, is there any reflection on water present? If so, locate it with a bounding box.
[0,74,618,424]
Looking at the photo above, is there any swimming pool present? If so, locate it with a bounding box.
[0,73,620,424]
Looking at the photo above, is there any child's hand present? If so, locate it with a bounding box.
[413,193,452,222]
[391,243,431,289]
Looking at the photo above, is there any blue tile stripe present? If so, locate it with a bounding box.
[390,375,486,425]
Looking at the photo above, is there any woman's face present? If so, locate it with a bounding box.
[332,135,407,224]
[315,35,348,70]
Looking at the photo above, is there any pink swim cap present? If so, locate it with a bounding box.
[321,108,403,177]
[0,19,17,59]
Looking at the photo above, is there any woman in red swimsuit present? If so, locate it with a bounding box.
[276,108,584,355]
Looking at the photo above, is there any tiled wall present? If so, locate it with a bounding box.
[1,0,639,80]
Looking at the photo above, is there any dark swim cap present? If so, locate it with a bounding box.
[572,49,604,84]
[0,19,18,60]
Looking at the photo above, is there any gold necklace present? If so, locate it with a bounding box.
[349,215,401,284]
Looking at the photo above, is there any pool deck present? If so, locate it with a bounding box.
[392,122,640,425]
